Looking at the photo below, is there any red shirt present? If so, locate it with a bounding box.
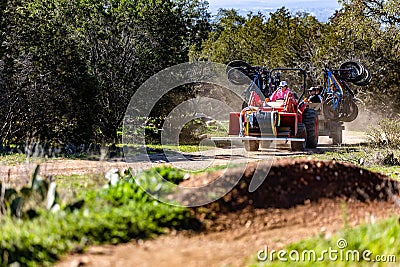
[270,87,291,101]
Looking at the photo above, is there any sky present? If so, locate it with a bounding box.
[207,0,341,21]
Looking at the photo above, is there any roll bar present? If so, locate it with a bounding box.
[269,68,307,100]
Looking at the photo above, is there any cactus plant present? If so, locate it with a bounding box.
[0,164,83,219]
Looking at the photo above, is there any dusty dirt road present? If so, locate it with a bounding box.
[1,130,367,188]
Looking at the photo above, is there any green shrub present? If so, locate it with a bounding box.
[0,167,197,266]
[368,118,400,148]
[144,166,187,185]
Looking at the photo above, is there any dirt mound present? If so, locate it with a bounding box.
[181,158,400,212]
[57,158,400,267]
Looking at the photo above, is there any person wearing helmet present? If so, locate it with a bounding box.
[270,81,292,101]
[308,86,323,103]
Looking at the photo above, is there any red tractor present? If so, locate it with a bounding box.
[211,60,369,151]
[212,62,318,151]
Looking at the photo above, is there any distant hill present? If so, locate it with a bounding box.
[208,1,340,22]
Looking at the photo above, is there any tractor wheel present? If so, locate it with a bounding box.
[244,140,259,151]
[303,108,319,148]
[323,97,340,121]
[331,128,343,145]
[291,123,307,151]
[341,100,359,122]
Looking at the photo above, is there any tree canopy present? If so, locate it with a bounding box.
[198,1,400,115]
[0,0,210,146]
[0,0,399,147]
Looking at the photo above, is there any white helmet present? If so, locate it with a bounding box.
[279,81,288,87]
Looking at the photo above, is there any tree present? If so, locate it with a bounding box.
[177,0,212,60]
[199,7,327,72]
[325,0,400,114]
[0,0,99,145]
[76,0,197,142]
[200,9,246,63]
[0,0,213,146]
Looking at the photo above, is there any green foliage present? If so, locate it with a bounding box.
[0,165,84,219]
[0,152,28,165]
[146,143,215,153]
[0,166,195,266]
[366,165,400,181]
[54,173,105,198]
[367,119,400,148]
[2,0,400,146]
[0,0,211,145]
[303,143,400,180]
[199,2,400,115]
[199,7,329,80]
[249,217,400,266]
[143,166,188,185]
[321,0,400,114]
[179,119,208,144]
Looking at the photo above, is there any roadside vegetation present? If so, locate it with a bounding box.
[302,118,400,181]
[0,166,197,266]
[0,153,29,165]
[306,145,400,180]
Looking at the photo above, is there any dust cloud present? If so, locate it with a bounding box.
[345,108,382,132]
